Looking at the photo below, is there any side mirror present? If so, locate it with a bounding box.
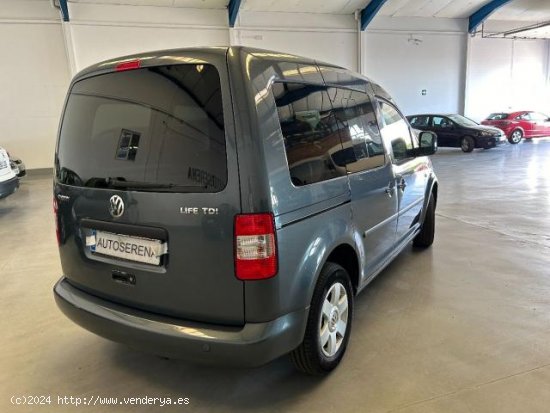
[415,131,437,156]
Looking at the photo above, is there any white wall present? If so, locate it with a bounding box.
[362,16,468,116]
[233,11,358,71]
[67,3,230,72]
[234,14,468,117]
[1,2,360,169]
[0,1,71,169]
[67,5,358,74]
[2,2,549,170]
[465,36,550,122]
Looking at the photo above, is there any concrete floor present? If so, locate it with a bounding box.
[1,139,550,413]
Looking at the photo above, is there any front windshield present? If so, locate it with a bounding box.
[448,114,479,127]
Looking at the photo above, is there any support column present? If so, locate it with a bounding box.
[355,10,363,74]
[229,27,239,46]
[61,21,77,76]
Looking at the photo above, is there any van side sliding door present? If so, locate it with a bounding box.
[325,85,399,280]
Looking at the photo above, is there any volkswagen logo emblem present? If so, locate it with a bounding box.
[109,195,124,218]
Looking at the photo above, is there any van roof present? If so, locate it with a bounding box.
[74,46,345,82]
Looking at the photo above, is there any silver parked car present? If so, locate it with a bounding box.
[53,47,438,375]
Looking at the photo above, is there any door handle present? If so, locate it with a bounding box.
[397,179,407,191]
[384,184,394,197]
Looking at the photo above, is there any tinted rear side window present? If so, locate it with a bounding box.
[56,64,227,192]
[408,115,430,128]
[273,82,346,187]
[329,88,385,172]
[487,113,509,120]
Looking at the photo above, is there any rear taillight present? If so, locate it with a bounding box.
[53,197,61,246]
[235,213,277,280]
[115,59,141,72]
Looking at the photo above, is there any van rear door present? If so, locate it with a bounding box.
[55,52,244,325]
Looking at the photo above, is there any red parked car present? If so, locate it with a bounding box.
[481,111,550,144]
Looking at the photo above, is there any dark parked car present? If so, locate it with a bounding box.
[53,47,438,375]
[481,111,550,144]
[407,113,507,152]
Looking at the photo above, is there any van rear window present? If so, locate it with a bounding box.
[56,64,227,193]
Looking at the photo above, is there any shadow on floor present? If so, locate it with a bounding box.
[52,246,431,411]
[103,344,323,410]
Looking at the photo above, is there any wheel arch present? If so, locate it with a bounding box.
[420,176,438,225]
[325,244,360,294]
[507,127,525,143]
[270,206,362,323]
[462,134,477,144]
[509,126,525,136]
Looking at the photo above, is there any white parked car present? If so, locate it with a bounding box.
[0,146,19,199]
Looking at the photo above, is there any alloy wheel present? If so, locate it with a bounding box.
[511,130,522,143]
[319,282,349,358]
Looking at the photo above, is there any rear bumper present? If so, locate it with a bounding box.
[54,277,308,367]
[0,176,19,199]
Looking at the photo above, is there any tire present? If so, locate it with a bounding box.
[508,129,523,144]
[290,262,354,375]
[460,136,475,152]
[413,193,435,248]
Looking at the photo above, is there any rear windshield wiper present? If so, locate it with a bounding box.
[87,177,209,193]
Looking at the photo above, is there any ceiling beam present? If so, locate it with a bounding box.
[59,0,69,22]
[468,0,513,33]
[360,0,388,31]
[228,0,241,28]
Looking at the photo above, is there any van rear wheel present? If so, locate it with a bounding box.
[290,262,353,375]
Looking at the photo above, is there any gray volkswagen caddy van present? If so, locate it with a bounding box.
[53,47,438,375]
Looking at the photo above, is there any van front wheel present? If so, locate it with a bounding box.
[413,193,435,248]
[460,136,475,152]
[290,262,353,375]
